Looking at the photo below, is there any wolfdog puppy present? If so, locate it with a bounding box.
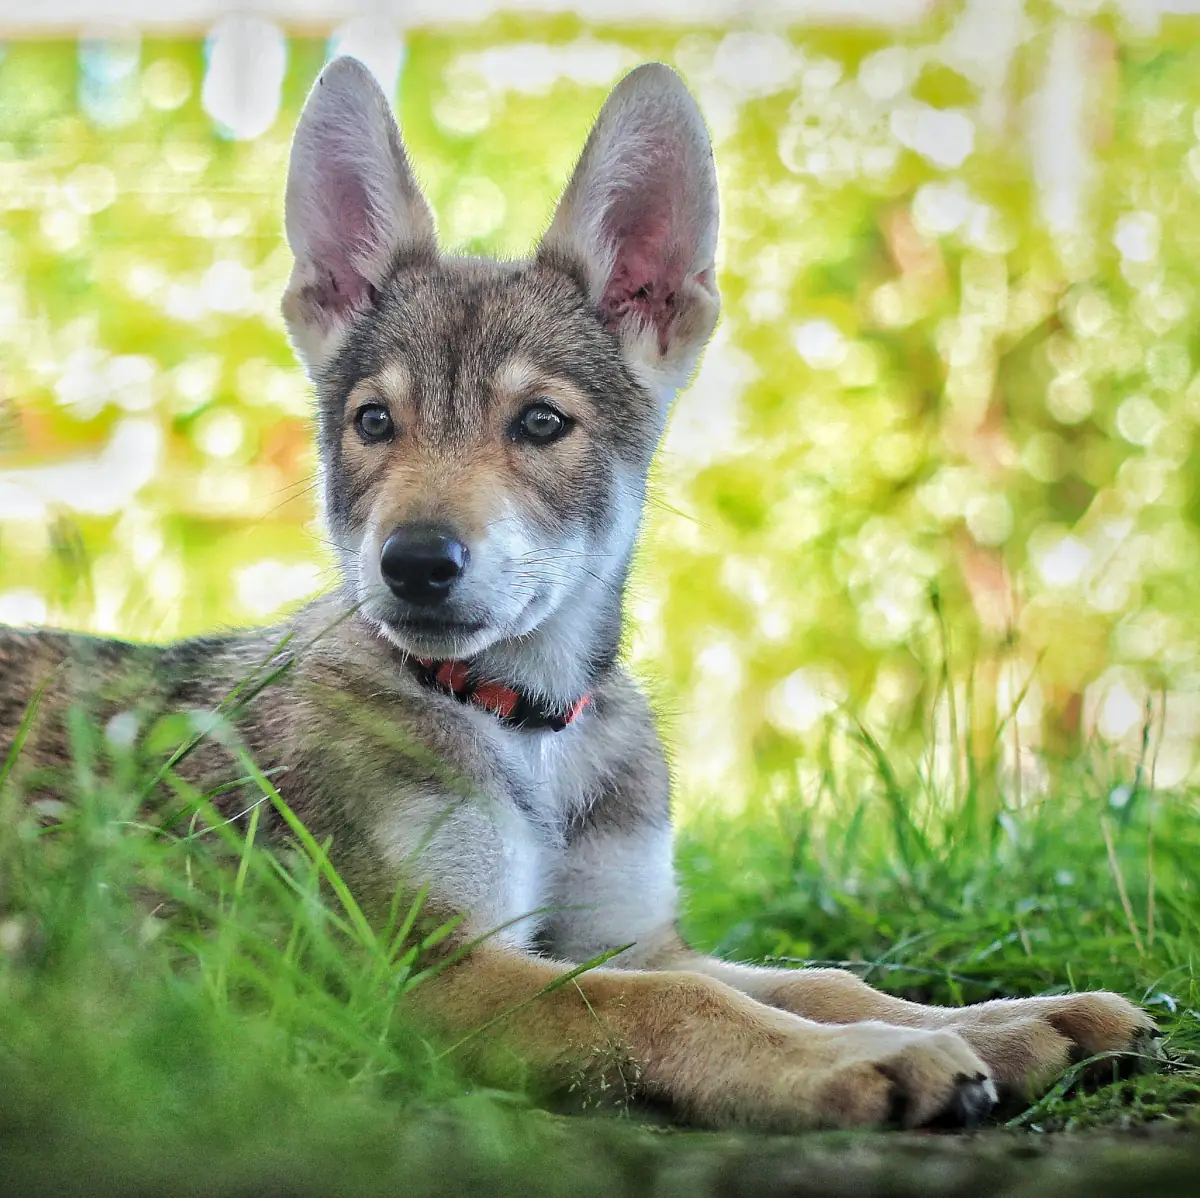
[0,58,1156,1130]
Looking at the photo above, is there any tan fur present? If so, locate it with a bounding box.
[407,944,996,1131]
[342,357,605,548]
[643,935,1156,1100]
[0,58,1157,1133]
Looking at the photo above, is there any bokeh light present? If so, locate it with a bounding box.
[3,4,1200,814]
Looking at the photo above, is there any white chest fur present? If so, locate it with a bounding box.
[368,709,598,949]
[371,781,551,949]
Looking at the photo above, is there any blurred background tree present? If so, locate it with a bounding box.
[2,0,1199,819]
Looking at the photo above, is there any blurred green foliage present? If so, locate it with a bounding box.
[2,7,1200,814]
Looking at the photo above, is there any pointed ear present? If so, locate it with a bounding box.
[537,63,719,395]
[282,56,436,371]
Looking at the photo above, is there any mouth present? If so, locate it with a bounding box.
[394,613,486,637]
[373,607,491,655]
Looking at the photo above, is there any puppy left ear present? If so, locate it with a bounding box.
[537,63,720,395]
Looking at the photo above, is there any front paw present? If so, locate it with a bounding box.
[1040,991,1161,1064]
[946,992,1160,1098]
[812,1023,997,1130]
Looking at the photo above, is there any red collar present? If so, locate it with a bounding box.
[412,656,591,732]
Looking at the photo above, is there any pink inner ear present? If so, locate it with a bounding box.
[306,174,382,326]
[599,216,690,354]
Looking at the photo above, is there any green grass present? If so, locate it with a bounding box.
[2,670,1200,1197]
[678,757,1200,1133]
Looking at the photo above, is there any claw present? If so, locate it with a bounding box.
[1131,1029,1166,1069]
[926,1074,998,1131]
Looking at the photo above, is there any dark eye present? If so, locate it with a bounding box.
[514,402,569,444]
[355,403,394,443]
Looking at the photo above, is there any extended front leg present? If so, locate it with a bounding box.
[404,941,997,1130]
[545,820,1157,1104]
[646,937,1159,1098]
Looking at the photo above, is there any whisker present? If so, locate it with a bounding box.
[265,472,319,498]
[514,548,615,562]
[259,479,321,521]
[314,535,358,557]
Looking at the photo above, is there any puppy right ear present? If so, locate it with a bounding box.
[282,56,435,371]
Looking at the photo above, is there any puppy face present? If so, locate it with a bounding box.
[282,58,719,661]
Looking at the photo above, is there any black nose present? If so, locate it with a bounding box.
[380,524,469,607]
